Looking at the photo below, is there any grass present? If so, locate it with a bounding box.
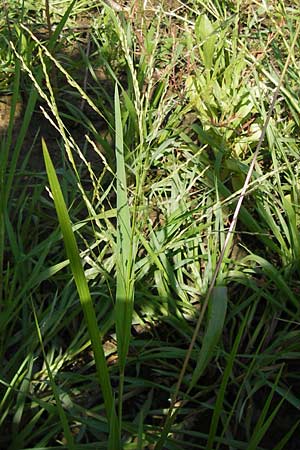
[1,0,300,448]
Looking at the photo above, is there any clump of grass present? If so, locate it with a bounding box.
[1,1,300,449]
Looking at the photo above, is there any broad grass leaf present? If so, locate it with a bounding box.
[114,84,134,373]
[191,286,227,388]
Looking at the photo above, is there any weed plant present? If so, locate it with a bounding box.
[1,0,300,449]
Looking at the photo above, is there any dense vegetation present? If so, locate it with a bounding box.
[1,1,300,448]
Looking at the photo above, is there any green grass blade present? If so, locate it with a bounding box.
[206,311,249,450]
[190,286,228,389]
[31,301,75,450]
[244,255,298,308]
[47,0,76,52]
[272,419,300,450]
[247,366,285,450]
[155,287,227,450]
[11,355,33,437]
[42,139,117,435]
[115,83,133,371]
[114,84,134,432]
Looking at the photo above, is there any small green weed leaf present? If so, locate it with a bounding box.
[191,286,228,388]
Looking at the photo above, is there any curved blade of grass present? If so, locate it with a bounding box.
[243,254,298,308]
[11,354,33,438]
[206,310,249,450]
[190,286,228,389]
[31,300,75,450]
[0,355,31,428]
[247,366,286,450]
[47,0,77,52]
[272,419,300,450]
[42,139,118,440]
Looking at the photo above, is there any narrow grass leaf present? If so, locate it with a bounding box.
[11,354,34,436]
[244,255,298,308]
[0,356,30,427]
[31,301,75,450]
[272,419,300,450]
[207,311,249,450]
[136,389,154,450]
[247,366,285,450]
[190,286,228,389]
[47,0,76,52]
[42,139,117,435]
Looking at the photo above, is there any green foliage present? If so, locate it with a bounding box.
[42,139,117,432]
[1,0,300,449]
[190,286,228,389]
